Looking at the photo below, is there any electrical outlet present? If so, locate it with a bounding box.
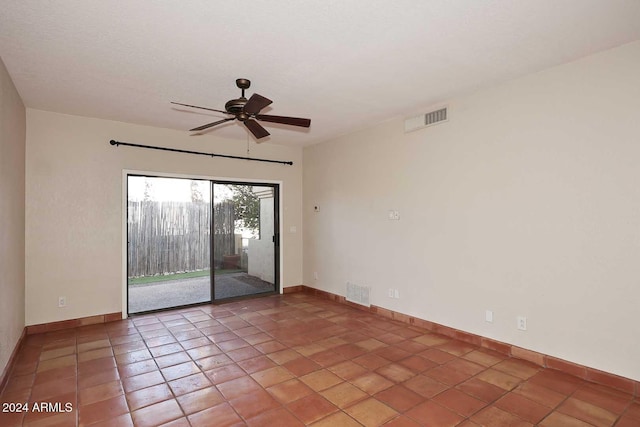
[485,310,493,323]
[313,272,319,280]
[388,288,394,298]
[58,296,66,308]
[517,316,527,331]
[314,205,320,212]
[393,289,400,299]
[388,210,400,220]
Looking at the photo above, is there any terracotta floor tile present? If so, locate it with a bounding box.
[399,355,438,373]
[512,381,566,408]
[158,417,191,427]
[300,369,343,391]
[188,402,243,427]
[286,393,338,425]
[493,358,541,380]
[195,353,233,371]
[412,333,451,347]
[405,400,463,427]
[376,363,416,383]
[34,365,76,387]
[384,415,424,426]
[344,397,398,427]
[471,406,534,427]
[308,348,348,367]
[246,407,305,427]
[403,374,449,398]
[437,340,477,356]
[320,381,368,408]
[39,345,75,361]
[426,364,475,386]
[463,349,507,367]
[229,389,280,420]
[217,375,262,400]
[79,380,124,406]
[78,394,129,426]
[457,377,507,403]
[309,411,362,427]
[176,386,224,415]
[226,346,262,362]
[420,348,457,364]
[78,356,117,375]
[205,364,246,385]
[113,341,147,355]
[122,370,165,393]
[375,385,424,412]
[118,359,158,379]
[528,370,585,395]
[145,334,177,348]
[115,349,153,366]
[268,349,304,365]
[78,347,114,362]
[328,360,368,380]
[30,376,76,402]
[538,411,594,427]
[433,388,487,417]
[284,356,322,376]
[267,378,314,404]
[154,351,191,368]
[353,353,391,370]
[476,368,523,390]
[78,367,120,389]
[251,366,295,388]
[572,384,633,414]
[36,354,76,373]
[88,413,134,427]
[23,410,76,427]
[374,346,412,362]
[179,336,211,350]
[131,398,184,427]
[168,372,212,397]
[557,397,618,427]
[3,294,637,427]
[161,361,201,381]
[187,344,223,360]
[238,355,278,374]
[495,392,553,424]
[126,383,173,411]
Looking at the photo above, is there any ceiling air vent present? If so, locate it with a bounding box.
[404,107,448,133]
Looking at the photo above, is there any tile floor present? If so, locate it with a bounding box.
[1,292,638,426]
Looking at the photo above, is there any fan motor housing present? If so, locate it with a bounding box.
[225,98,247,114]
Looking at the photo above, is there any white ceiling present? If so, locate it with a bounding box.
[1,1,640,147]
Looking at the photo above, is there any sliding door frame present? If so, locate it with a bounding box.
[122,170,283,318]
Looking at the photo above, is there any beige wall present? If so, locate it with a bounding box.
[25,111,303,325]
[0,57,26,374]
[303,41,640,381]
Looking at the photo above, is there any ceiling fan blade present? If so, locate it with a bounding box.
[244,119,270,139]
[256,114,311,128]
[171,102,230,115]
[190,117,236,132]
[243,93,273,114]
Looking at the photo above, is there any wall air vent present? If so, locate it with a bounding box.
[346,282,371,307]
[404,107,448,133]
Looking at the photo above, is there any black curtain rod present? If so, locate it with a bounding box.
[109,140,293,166]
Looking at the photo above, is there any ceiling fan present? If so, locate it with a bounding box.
[172,78,311,140]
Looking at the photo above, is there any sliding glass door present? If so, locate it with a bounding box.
[127,175,278,314]
[212,183,278,300]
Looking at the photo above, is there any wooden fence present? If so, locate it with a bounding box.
[127,200,235,277]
